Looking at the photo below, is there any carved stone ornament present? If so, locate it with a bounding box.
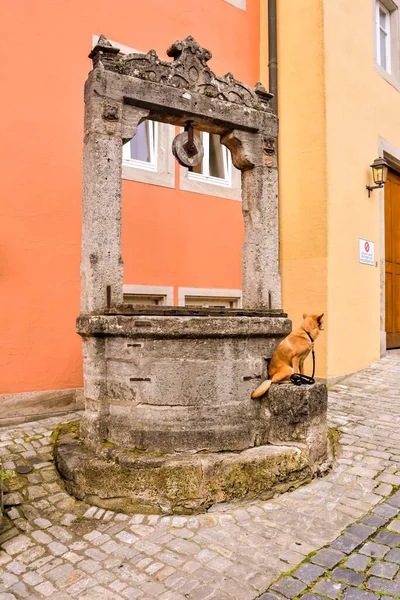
[263,137,275,155]
[89,35,273,112]
[172,130,204,168]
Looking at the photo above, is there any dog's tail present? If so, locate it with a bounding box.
[251,379,272,399]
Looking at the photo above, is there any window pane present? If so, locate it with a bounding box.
[123,294,162,305]
[380,29,387,68]
[209,134,225,178]
[185,297,233,308]
[128,121,151,162]
[379,7,387,29]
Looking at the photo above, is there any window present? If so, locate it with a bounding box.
[376,2,392,72]
[189,132,232,188]
[184,296,240,308]
[179,131,241,201]
[178,287,242,308]
[122,120,158,172]
[123,285,173,306]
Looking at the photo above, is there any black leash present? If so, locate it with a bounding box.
[290,331,315,386]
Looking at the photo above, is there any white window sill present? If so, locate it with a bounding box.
[122,164,174,188]
[180,167,241,201]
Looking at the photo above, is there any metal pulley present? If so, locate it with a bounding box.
[172,121,204,168]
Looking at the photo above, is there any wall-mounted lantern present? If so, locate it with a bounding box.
[366,158,389,197]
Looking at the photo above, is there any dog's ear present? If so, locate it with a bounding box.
[302,313,308,319]
[317,313,324,323]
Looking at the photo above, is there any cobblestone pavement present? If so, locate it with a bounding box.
[1,350,400,600]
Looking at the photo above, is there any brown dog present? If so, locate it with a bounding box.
[251,313,325,399]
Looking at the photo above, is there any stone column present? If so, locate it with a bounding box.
[81,64,149,313]
[222,127,281,310]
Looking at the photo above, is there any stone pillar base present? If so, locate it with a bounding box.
[54,423,314,515]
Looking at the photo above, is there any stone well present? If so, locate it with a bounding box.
[54,35,331,514]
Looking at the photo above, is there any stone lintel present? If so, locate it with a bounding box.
[88,68,277,136]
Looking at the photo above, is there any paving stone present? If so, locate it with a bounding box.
[47,542,68,555]
[293,563,325,583]
[345,553,371,571]
[360,541,390,558]
[331,535,361,554]
[374,530,400,546]
[121,587,142,599]
[346,523,375,540]
[6,561,26,575]
[33,518,52,529]
[22,571,44,586]
[341,589,379,600]
[311,548,346,568]
[387,518,400,533]
[331,566,366,586]
[34,581,57,597]
[385,548,400,564]
[3,493,23,507]
[361,514,388,528]
[32,530,53,544]
[367,575,400,595]
[374,484,393,496]
[368,559,398,579]
[312,578,346,599]
[270,576,307,598]
[373,504,399,518]
[1,536,33,556]
[387,491,400,508]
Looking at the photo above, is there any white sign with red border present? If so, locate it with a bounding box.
[359,238,375,266]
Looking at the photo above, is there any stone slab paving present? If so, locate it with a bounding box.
[0,349,400,600]
[261,490,400,600]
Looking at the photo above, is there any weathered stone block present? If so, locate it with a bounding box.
[78,313,291,454]
[267,383,329,470]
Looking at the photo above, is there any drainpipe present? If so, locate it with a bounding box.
[268,0,278,115]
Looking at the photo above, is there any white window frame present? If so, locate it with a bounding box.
[123,285,174,306]
[224,0,246,9]
[179,131,241,201]
[376,1,392,73]
[178,287,242,308]
[188,132,232,188]
[92,35,175,189]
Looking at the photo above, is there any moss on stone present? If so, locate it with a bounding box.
[102,441,116,448]
[328,426,341,458]
[51,420,80,444]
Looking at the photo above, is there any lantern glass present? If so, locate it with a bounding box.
[371,158,389,186]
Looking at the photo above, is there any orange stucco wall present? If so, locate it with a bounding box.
[1,0,260,395]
